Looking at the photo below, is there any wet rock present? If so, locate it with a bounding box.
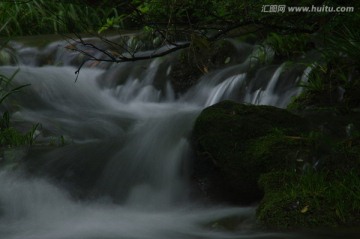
[170,40,242,94]
[0,47,17,65]
[191,100,360,228]
[24,140,121,198]
[192,100,309,204]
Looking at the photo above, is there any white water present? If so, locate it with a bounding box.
[0,40,306,239]
[1,169,274,239]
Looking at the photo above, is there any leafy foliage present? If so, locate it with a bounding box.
[0,0,120,36]
[0,74,29,105]
[0,68,37,148]
[0,122,40,147]
[264,33,312,59]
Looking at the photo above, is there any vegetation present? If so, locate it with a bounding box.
[0,68,37,148]
[192,100,310,204]
[193,100,360,229]
[63,0,360,101]
[1,0,359,88]
[258,169,360,229]
[0,0,122,36]
[256,125,360,230]
[287,24,360,111]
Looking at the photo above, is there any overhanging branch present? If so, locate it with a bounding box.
[71,16,317,77]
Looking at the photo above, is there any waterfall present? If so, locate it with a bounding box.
[0,38,303,239]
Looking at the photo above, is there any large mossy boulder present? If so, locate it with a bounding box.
[192,100,310,204]
[192,100,360,229]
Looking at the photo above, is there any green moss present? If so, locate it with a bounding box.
[193,100,360,228]
[245,129,308,170]
[170,40,239,93]
[287,93,309,111]
[192,100,310,203]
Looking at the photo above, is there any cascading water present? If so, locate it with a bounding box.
[0,37,310,239]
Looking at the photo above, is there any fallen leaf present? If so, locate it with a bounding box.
[301,205,309,213]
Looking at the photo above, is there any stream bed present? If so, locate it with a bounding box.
[0,36,358,239]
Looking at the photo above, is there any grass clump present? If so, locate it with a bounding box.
[0,116,39,148]
[257,169,360,230]
[257,124,360,229]
[0,69,38,148]
[0,0,120,37]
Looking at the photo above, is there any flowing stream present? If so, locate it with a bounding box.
[0,37,355,239]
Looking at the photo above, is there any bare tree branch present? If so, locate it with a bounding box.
[68,10,318,77]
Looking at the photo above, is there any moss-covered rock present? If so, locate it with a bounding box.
[192,100,360,229]
[192,100,310,204]
[170,39,240,94]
